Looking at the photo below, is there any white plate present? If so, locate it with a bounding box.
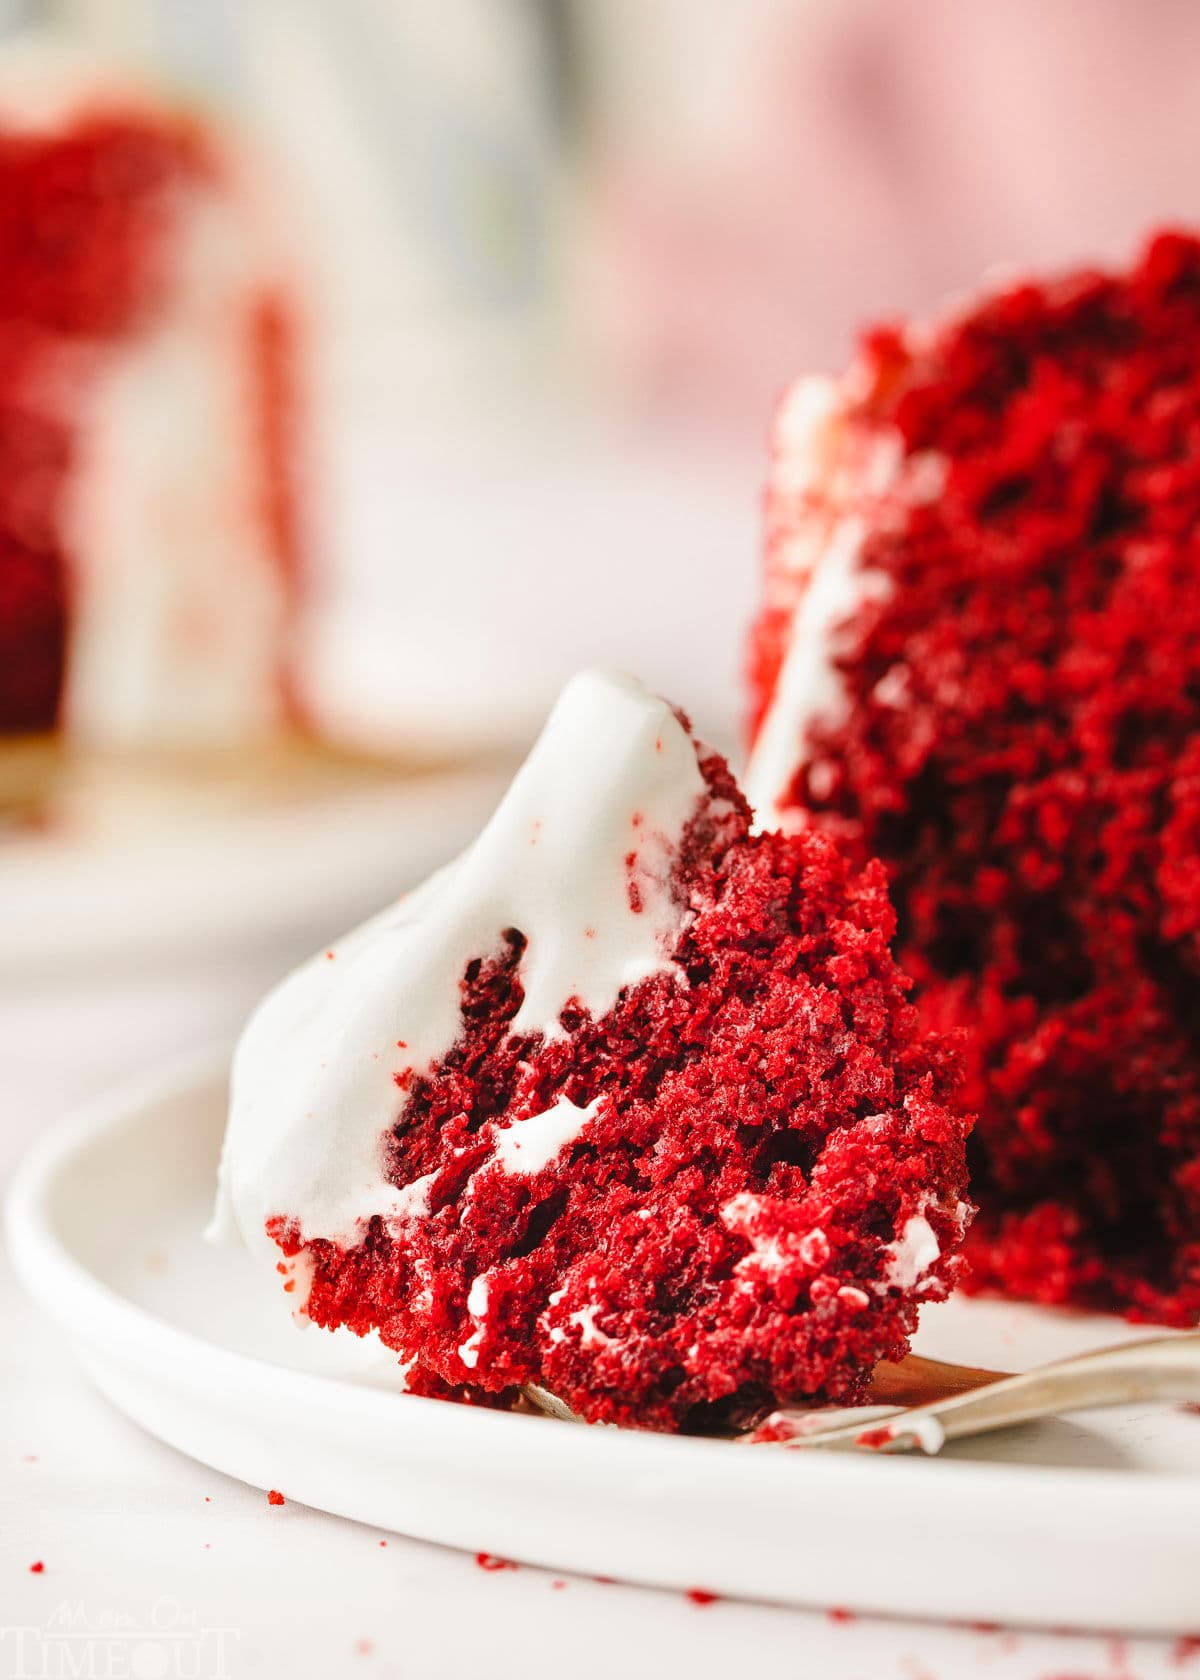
[6,1051,1200,1632]
[0,759,512,975]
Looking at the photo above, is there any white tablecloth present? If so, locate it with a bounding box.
[1,955,1190,1680]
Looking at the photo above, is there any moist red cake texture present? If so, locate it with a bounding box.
[0,103,300,736]
[749,230,1200,1326]
[269,708,971,1431]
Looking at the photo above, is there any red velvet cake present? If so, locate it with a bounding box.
[746,231,1200,1326]
[215,671,972,1430]
[0,52,302,748]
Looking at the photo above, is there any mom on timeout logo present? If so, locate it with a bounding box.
[0,1597,238,1680]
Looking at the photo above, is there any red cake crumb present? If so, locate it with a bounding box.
[266,1489,285,1506]
[854,1424,897,1449]
[28,1560,44,1574]
[828,1606,856,1624]
[268,718,971,1431]
[750,230,1200,1325]
[475,1553,518,1572]
[685,1588,718,1607]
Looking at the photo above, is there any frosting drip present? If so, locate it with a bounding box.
[211,669,711,1260]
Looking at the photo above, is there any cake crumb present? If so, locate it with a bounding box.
[475,1552,517,1572]
[685,1588,718,1607]
[267,1489,285,1506]
[29,1561,44,1574]
[828,1606,855,1624]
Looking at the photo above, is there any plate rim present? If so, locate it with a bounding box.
[6,1048,1200,1631]
[7,1046,1199,1503]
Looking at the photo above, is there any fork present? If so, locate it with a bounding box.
[520,1350,1005,1429]
[748,1331,1200,1453]
[522,1333,1200,1453]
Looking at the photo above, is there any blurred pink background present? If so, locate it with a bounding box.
[583,0,1200,426]
[32,0,1200,752]
[2,0,1199,774]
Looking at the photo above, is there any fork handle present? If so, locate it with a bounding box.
[912,1333,1200,1450]
[773,1332,1200,1452]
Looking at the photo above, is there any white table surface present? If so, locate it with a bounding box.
[2,951,1195,1680]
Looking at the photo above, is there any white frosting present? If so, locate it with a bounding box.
[494,1095,601,1176]
[883,1213,941,1290]
[211,669,712,1262]
[0,43,294,749]
[723,1185,948,1302]
[768,376,846,495]
[722,1193,833,1284]
[62,183,291,748]
[390,1171,439,1221]
[567,1304,612,1349]
[908,1414,947,1455]
[745,377,905,830]
[457,1274,491,1369]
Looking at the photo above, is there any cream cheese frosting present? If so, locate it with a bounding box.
[63,182,291,749]
[745,371,947,831]
[744,376,899,829]
[211,669,713,1264]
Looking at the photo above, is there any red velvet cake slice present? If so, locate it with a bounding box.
[214,670,970,1430]
[746,231,1200,1327]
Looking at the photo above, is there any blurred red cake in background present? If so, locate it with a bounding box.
[747,231,1200,1326]
[0,51,303,751]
